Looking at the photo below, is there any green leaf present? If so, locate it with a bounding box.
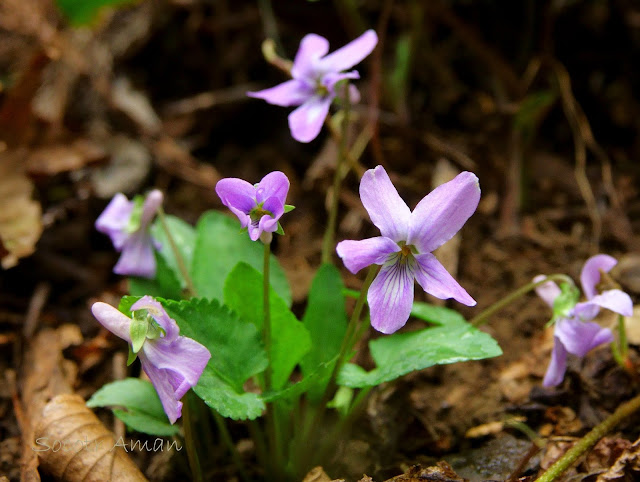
[300,264,348,400]
[410,301,468,327]
[129,253,183,300]
[151,215,196,292]
[192,211,291,305]
[284,205,295,213]
[162,298,268,419]
[223,263,310,390]
[129,311,149,354]
[87,378,178,436]
[338,321,502,388]
[56,0,138,25]
[119,295,141,315]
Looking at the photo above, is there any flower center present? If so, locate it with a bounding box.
[249,204,273,225]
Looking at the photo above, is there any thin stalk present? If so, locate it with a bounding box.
[321,86,351,264]
[212,410,250,482]
[535,393,640,482]
[182,393,203,482]
[295,265,377,475]
[263,240,272,389]
[470,274,574,327]
[157,207,197,298]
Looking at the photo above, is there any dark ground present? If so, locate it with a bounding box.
[1,0,640,480]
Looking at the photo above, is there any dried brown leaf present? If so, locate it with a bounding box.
[597,437,640,481]
[0,149,42,268]
[26,140,106,175]
[386,463,467,481]
[36,394,147,481]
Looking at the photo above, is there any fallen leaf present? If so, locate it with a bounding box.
[597,437,640,481]
[386,463,467,481]
[35,394,147,481]
[0,148,43,268]
[26,140,106,175]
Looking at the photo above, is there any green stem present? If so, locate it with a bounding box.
[535,393,640,482]
[296,265,378,476]
[182,392,203,482]
[618,314,628,360]
[469,274,574,327]
[263,240,272,389]
[321,86,351,264]
[212,411,250,482]
[157,207,198,298]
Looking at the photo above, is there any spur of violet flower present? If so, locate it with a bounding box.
[95,190,163,278]
[91,296,211,423]
[534,254,634,387]
[336,166,480,334]
[248,30,378,143]
[216,171,291,242]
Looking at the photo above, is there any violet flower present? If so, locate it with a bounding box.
[216,171,290,242]
[336,166,479,334]
[535,254,633,387]
[95,190,163,278]
[248,30,378,143]
[92,296,211,423]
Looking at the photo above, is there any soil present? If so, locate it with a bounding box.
[1,1,639,481]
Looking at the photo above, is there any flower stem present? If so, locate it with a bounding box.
[296,264,377,476]
[182,392,203,482]
[212,410,250,482]
[469,274,574,327]
[321,85,351,264]
[535,393,640,482]
[263,240,272,389]
[157,207,198,298]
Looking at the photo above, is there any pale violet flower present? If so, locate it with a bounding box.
[535,254,633,387]
[95,190,163,278]
[248,30,378,142]
[337,166,480,334]
[92,297,211,423]
[216,171,290,241]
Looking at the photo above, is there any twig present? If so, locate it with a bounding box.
[22,282,50,339]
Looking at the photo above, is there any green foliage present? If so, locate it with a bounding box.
[192,211,291,305]
[300,264,348,400]
[129,253,183,300]
[86,378,179,436]
[151,215,196,291]
[338,307,502,388]
[223,263,310,390]
[163,298,268,420]
[56,0,138,25]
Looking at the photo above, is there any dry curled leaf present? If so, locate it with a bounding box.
[35,394,147,482]
[596,437,640,481]
[0,148,43,268]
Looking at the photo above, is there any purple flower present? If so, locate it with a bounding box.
[336,166,480,334]
[216,171,290,241]
[248,30,378,143]
[92,296,211,423]
[95,190,163,278]
[535,254,633,386]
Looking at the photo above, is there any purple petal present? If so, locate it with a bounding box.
[114,232,156,278]
[95,193,133,250]
[139,354,183,424]
[543,338,568,387]
[368,257,415,334]
[359,166,411,243]
[414,253,476,306]
[407,172,480,254]
[291,33,330,80]
[585,289,633,317]
[91,302,132,342]
[323,71,360,93]
[247,79,313,107]
[317,30,378,72]
[581,254,618,299]
[131,296,180,342]
[216,178,256,214]
[248,222,261,241]
[533,275,561,309]
[554,318,614,357]
[258,215,279,235]
[570,302,600,322]
[255,171,290,212]
[140,190,163,228]
[143,337,211,398]
[336,237,400,274]
[288,95,332,143]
